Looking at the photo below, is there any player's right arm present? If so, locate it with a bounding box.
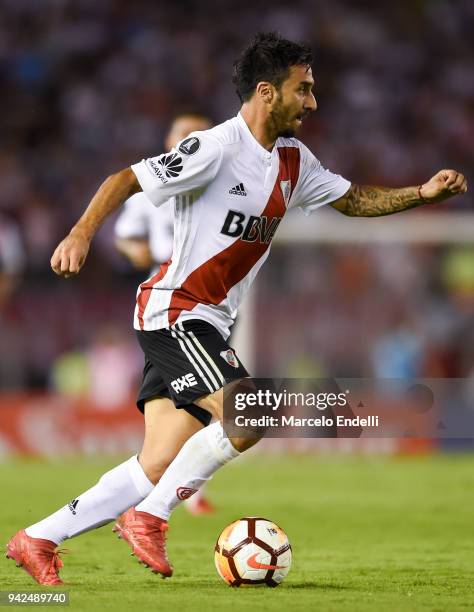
[330,170,467,216]
[290,145,467,217]
[51,168,141,278]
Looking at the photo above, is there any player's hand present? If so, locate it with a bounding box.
[50,229,90,278]
[420,169,467,203]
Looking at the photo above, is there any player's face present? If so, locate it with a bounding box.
[165,115,212,150]
[271,65,317,138]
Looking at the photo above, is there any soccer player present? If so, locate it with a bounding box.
[115,111,216,515]
[7,32,467,585]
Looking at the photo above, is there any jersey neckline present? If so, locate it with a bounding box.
[236,113,274,163]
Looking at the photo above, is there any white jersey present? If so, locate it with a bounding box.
[131,113,350,338]
[114,192,174,269]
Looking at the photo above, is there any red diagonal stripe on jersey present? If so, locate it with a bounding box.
[137,260,171,329]
[167,146,300,326]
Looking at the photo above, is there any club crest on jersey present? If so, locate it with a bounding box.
[221,210,282,244]
[220,349,239,368]
[178,136,200,156]
[280,180,291,206]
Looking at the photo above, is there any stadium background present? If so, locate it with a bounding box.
[0,1,473,609]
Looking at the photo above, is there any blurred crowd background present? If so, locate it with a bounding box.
[0,0,473,401]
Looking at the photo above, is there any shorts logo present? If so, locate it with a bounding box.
[176,487,197,500]
[220,349,239,368]
[178,137,200,156]
[170,372,198,393]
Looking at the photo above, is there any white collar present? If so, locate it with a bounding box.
[236,112,274,162]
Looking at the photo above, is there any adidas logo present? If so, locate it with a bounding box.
[229,182,247,196]
[68,498,79,515]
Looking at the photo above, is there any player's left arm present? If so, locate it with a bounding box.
[331,169,468,217]
[51,168,141,278]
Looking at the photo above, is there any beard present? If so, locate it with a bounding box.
[269,96,298,138]
[278,127,297,138]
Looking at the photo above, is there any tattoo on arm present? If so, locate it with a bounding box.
[332,184,425,217]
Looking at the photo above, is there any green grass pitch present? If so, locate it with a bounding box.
[1,453,473,611]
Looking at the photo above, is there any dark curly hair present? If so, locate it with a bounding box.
[232,32,313,103]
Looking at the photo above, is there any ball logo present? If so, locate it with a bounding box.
[176,487,197,500]
[158,152,183,178]
[246,553,287,571]
[178,136,201,156]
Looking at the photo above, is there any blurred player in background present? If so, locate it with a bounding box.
[7,32,467,585]
[115,112,215,515]
[0,214,25,389]
[115,113,211,273]
[0,213,24,310]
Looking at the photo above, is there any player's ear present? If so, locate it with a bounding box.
[255,81,275,105]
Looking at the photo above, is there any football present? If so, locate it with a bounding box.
[214,517,292,587]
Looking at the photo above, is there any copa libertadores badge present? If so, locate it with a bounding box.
[178,136,201,155]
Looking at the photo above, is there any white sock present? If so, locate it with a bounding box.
[136,422,239,520]
[25,456,153,544]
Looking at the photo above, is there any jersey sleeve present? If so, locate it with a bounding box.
[131,132,223,207]
[114,193,151,240]
[290,143,351,215]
